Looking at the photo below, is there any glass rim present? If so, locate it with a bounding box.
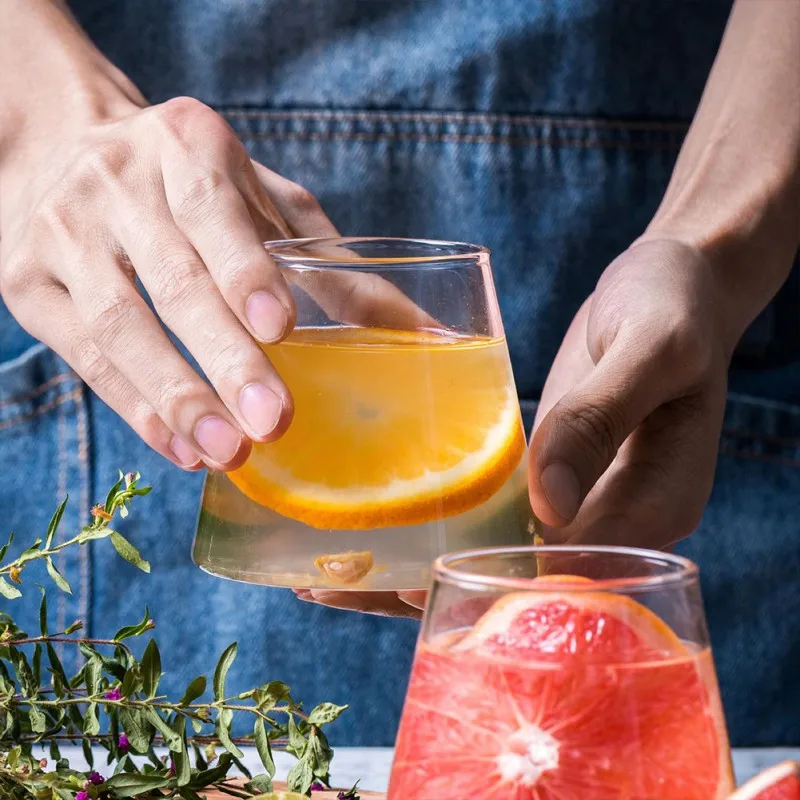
[433,545,699,593]
[264,236,490,266]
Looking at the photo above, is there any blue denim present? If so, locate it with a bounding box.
[1,0,798,746]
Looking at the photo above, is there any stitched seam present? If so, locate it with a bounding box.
[0,373,71,411]
[220,108,689,132]
[234,129,681,151]
[0,387,82,432]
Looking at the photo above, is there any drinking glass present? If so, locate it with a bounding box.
[193,238,532,591]
[389,545,734,799]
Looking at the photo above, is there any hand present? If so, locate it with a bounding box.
[528,238,733,550]
[0,96,341,471]
[293,588,428,620]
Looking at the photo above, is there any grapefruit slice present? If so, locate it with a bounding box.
[729,762,800,800]
[389,588,732,799]
[229,328,525,529]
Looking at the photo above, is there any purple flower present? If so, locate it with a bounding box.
[86,771,105,785]
[311,782,325,791]
[104,688,122,701]
[118,733,130,753]
[76,793,89,800]
[168,759,176,776]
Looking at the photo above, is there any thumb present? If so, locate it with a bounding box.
[529,338,677,527]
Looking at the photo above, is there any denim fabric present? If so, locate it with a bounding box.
[1,0,799,746]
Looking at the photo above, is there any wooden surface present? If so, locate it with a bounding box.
[204,780,385,798]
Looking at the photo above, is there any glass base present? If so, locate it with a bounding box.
[193,470,533,591]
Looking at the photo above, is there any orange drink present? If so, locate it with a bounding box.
[193,239,532,590]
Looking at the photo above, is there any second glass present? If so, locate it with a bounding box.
[193,238,532,590]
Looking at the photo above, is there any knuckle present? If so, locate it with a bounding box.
[0,252,36,302]
[150,250,205,313]
[284,181,321,214]
[556,399,626,466]
[156,96,234,150]
[173,170,226,222]
[205,336,246,380]
[156,96,213,128]
[86,289,137,348]
[78,139,132,185]
[149,375,199,421]
[73,336,116,386]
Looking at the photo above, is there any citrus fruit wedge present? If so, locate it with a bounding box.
[389,586,733,799]
[229,328,525,529]
[729,761,800,800]
[456,581,684,662]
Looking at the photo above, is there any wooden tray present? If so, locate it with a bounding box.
[203,780,385,798]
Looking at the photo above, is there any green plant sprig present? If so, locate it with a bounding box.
[0,473,347,799]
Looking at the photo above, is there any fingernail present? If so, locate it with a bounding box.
[540,462,581,521]
[170,436,199,467]
[246,291,288,343]
[239,382,282,437]
[194,416,242,464]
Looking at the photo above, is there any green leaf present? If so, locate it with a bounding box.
[254,718,276,777]
[17,537,43,564]
[0,532,14,563]
[104,773,173,797]
[45,557,72,594]
[83,702,100,736]
[178,675,206,706]
[307,702,348,726]
[114,607,152,642]
[172,716,191,787]
[287,714,306,757]
[32,643,42,687]
[120,707,152,753]
[0,576,22,599]
[213,642,237,701]
[141,638,162,699]
[244,773,274,793]
[38,588,48,637]
[215,707,243,758]
[104,475,125,514]
[254,680,291,712]
[84,654,102,695]
[109,532,151,573]
[28,702,46,734]
[120,664,142,698]
[45,496,68,550]
[146,708,183,752]
[308,728,333,779]
[286,759,313,794]
[83,735,94,768]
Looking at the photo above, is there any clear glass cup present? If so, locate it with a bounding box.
[193,238,532,591]
[388,545,734,799]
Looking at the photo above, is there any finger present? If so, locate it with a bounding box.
[63,246,251,470]
[163,161,297,346]
[252,163,439,330]
[249,162,339,238]
[397,590,428,612]
[116,212,294,449]
[563,384,725,550]
[304,590,425,620]
[530,329,689,528]
[14,281,203,470]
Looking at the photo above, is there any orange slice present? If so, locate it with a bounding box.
[729,762,800,800]
[389,587,733,799]
[228,327,525,529]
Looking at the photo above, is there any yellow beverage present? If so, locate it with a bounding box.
[193,327,532,590]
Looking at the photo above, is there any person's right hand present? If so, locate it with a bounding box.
[0,96,341,471]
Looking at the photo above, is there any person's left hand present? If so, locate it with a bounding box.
[528,237,733,548]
